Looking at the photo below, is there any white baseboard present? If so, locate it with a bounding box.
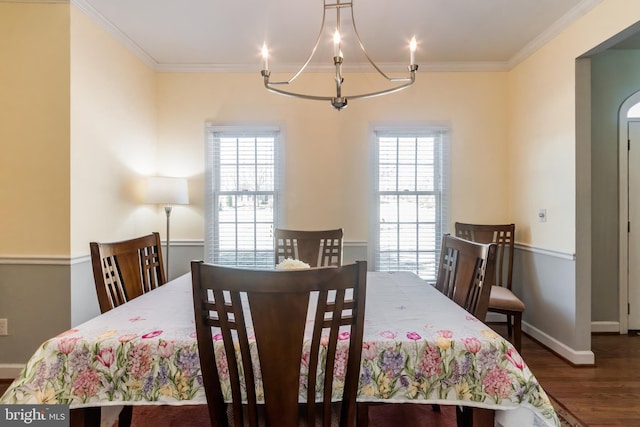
[522,322,595,365]
[591,321,620,333]
[0,364,24,379]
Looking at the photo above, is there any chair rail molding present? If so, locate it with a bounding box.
[0,255,78,265]
[514,242,575,261]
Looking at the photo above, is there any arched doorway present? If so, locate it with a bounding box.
[618,90,640,332]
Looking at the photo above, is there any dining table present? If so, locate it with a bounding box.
[0,270,560,427]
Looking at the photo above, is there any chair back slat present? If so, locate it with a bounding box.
[434,234,497,319]
[191,260,367,427]
[90,232,166,314]
[140,245,164,293]
[101,255,127,308]
[274,228,344,267]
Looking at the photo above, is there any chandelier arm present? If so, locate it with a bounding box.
[349,1,396,81]
[269,74,413,85]
[263,79,335,101]
[346,73,416,100]
[263,70,415,101]
[325,2,352,8]
[271,1,328,85]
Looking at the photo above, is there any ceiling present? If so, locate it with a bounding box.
[73,0,605,73]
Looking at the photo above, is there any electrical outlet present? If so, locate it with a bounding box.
[0,319,7,336]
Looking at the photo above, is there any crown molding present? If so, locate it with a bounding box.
[71,0,159,69]
[508,0,603,68]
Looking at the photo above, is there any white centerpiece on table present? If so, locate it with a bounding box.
[276,258,311,270]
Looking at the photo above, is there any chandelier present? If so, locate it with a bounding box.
[260,0,418,110]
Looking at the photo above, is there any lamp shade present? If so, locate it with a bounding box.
[146,177,189,205]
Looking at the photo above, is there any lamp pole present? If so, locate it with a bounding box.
[146,176,189,281]
[164,205,173,279]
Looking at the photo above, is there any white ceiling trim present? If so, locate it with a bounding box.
[72,0,159,69]
[71,0,602,74]
[507,0,603,68]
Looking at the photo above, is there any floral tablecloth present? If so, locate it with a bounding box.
[0,271,559,426]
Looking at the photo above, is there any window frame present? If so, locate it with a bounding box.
[369,126,450,280]
[204,124,281,268]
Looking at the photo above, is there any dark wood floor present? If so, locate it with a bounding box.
[518,329,640,426]
[1,330,638,425]
[0,378,12,399]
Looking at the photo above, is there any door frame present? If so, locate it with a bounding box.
[618,91,640,333]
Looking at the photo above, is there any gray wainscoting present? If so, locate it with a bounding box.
[514,244,594,365]
[71,256,100,326]
[0,262,71,368]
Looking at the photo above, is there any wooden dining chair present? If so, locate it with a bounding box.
[89,232,166,427]
[191,260,367,427]
[90,232,166,314]
[454,222,525,351]
[360,236,496,427]
[274,228,344,267]
[435,234,497,321]
[431,234,498,427]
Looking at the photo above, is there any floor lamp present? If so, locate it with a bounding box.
[146,176,189,280]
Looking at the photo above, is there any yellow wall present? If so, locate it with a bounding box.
[0,2,70,256]
[5,0,637,258]
[508,0,640,253]
[156,71,510,241]
[70,6,159,256]
[0,3,512,256]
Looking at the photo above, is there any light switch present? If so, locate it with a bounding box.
[538,209,547,222]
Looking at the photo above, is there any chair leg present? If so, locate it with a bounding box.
[117,406,133,427]
[513,312,522,352]
[456,406,473,427]
[356,403,369,427]
[506,313,513,338]
[70,407,100,427]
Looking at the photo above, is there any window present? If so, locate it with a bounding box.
[205,126,280,269]
[372,128,449,280]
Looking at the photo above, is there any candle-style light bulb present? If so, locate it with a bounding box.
[261,43,269,70]
[409,36,417,65]
[333,30,341,57]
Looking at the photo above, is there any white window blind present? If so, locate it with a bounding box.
[205,126,280,269]
[372,128,449,280]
